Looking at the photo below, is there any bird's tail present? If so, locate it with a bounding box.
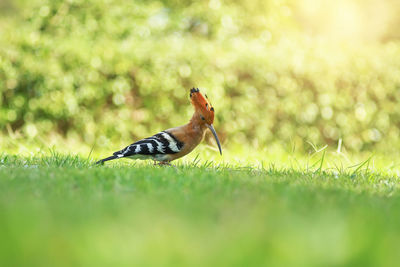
[96,155,118,165]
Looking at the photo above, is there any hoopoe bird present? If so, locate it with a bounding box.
[96,88,222,165]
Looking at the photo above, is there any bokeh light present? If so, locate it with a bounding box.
[1,0,400,154]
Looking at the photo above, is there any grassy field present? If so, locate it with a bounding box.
[1,153,400,266]
[2,0,400,266]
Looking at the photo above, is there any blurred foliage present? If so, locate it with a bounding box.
[1,0,400,153]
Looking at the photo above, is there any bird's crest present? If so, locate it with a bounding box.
[190,88,214,115]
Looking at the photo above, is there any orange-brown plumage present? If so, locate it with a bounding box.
[96,88,222,165]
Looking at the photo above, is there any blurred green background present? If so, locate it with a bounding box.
[1,0,400,156]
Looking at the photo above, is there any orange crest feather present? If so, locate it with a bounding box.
[189,88,215,124]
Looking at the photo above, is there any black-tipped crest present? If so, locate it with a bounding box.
[190,88,200,97]
[189,87,215,126]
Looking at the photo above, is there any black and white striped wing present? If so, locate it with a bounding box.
[113,131,184,158]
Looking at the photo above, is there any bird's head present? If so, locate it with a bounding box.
[190,88,222,155]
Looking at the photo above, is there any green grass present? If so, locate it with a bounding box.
[1,154,400,266]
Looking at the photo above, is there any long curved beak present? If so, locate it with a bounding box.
[206,124,222,155]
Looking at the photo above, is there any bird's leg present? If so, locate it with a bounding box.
[157,161,173,166]
[153,160,169,166]
[158,161,180,171]
[154,161,178,169]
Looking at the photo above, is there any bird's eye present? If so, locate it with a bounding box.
[200,115,205,120]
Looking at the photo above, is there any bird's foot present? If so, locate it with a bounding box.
[154,161,176,167]
[154,161,170,166]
